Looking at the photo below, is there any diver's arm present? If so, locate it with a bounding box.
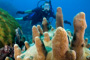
[25,8,40,13]
[24,10,32,13]
[16,10,32,14]
[24,7,40,13]
[16,7,39,14]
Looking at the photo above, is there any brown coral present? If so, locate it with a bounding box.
[35,37,46,60]
[42,17,49,32]
[25,41,30,50]
[49,27,76,60]
[32,26,40,43]
[84,38,90,48]
[6,7,90,60]
[37,25,43,35]
[71,12,87,60]
[5,57,12,60]
[52,27,69,60]
[14,44,21,60]
[56,7,64,28]
[44,32,50,42]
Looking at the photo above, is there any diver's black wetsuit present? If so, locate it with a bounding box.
[17,0,71,26]
[23,7,55,25]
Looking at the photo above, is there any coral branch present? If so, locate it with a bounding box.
[17,56,22,60]
[44,32,50,42]
[42,17,49,32]
[25,41,30,50]
[66,50,76,60]
[56,7,64,28]
[71,12,87,60]
[52,27,68,60]
[14,44,21,60]
[35,36,45,60]
[32,26,40,43]
[5,57,10,60]
[37,25,43,35]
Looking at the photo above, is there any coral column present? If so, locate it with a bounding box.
[52,27,68,60]
[71,12,87,60]
[56,7,64,28]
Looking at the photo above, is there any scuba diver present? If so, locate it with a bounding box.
[16,0,55,25]
[16,0,71,26]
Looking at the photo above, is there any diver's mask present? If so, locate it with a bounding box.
[43,3,50,11]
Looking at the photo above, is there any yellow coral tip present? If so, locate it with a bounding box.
[25,41,28,43]
[14,44,18,47]
[17,55,21,59]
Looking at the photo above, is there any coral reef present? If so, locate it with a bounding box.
[6,7,90,60]
[0,8,20,48]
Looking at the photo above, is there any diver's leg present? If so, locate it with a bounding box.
[15,17,23,21]
[31,20,37,26]
[15,14,30,21]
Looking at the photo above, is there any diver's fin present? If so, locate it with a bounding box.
[64,20,71,26]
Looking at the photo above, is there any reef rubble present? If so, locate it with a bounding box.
[4,7,90,60]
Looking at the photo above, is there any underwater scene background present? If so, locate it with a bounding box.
[0,0,90,60]
[0,0,90,41]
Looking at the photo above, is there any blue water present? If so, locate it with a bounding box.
[0,0,90,41]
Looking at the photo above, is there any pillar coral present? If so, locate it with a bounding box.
[37,25,43,35]
[32,26,40,43]
[56,7,64,28]
[47,27,76,60]
[25,41,30,50]
[42,17,49,32]
[6,7,90,60]
[71,12,87,60]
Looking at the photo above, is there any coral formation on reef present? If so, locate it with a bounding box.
[0,8,21,60]
[0,8,20,48]
[6,7,90,60]
[71,12,87,60]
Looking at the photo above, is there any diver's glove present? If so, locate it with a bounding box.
[16,11,25,14]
